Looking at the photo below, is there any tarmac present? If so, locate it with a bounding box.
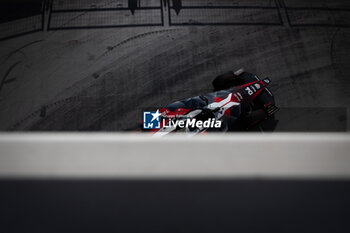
[0,0,349,131]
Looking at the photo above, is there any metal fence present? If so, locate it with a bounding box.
[283,0,350,27]
[167,0,283,26]
[48,0,164,30]
[1,0,350,41]
[0,1,44,41]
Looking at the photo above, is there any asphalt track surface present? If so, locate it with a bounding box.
[0,0,349,131]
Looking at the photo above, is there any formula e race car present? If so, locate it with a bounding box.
[148,69,279,136]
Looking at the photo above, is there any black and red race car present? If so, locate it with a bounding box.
[149,69,279,136]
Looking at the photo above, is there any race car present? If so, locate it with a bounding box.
[148,69,279,136]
